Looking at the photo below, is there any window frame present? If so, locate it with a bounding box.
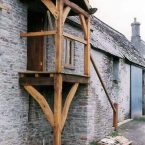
[112,57,120,83]
[64,37,75,69]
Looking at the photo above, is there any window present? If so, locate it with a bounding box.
[113,57,119,83]
[64,38,75,68]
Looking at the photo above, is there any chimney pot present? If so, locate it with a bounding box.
[134,18,137,23]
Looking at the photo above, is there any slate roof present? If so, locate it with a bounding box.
[67,16,145,67]
[91,17,145,67]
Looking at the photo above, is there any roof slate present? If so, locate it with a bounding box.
[91,16,145,67]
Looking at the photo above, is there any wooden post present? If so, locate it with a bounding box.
[84,17,91,76]
[54,74,63,145]
[55,0,64,73]
[113,103,118,131]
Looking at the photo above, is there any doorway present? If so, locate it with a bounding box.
[131,65,143,118]
[142,70,145,115]
[27,11,46,71]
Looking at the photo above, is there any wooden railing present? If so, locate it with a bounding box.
[90,54,118,130]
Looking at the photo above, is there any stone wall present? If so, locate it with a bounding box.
[87,49,114,143]
[0,0,28,145]
[87,50,131,143]
[118,61,131,122]
[0,1,132,145]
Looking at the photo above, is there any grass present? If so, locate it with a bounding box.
[111,131,119,137]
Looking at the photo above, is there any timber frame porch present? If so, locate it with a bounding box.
[18,0,119,144]
[19,0,92,144]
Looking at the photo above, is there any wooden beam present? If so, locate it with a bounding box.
[90,55,116,112]
[19,77,54,86]
[54,74,63,145]
[24,86,54,127]
[84,17,91,76]
[61,83,79,130]
[63,32,87,44]
[63,6,71,24]
[55,0,64,73]
[63,0,90,18]
[41,0,58,19]
[19,74,89,86]
[20,31,56,37]
[79,14,88,38]
[62,74,89,84]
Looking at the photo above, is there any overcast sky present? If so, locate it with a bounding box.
[90,0,145,41]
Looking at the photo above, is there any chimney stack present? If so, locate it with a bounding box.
[131,18,141,52]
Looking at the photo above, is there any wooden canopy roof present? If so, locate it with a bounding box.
[21,0,91,14]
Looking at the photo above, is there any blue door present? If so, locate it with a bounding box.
[131,65,142,118]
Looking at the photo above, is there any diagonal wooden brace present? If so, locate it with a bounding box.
[63,6,71,24]
[24,85,54,127]
[61,83,79,130]
[79,14,88,38]
[63,0,89,18]
[41,0,59,19]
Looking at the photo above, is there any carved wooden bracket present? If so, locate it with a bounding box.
[63,6,71,24]
[24,86,54,127]
[41,0,59,19]
[24,83,79,131]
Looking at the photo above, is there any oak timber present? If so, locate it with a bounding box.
[19,77,54,86]
[79,14,88,38]
[55,0,63,73]
[63,0,89,18]
[63,32,87,44]
[90,55,116,112]
[113,103,118,130]
[41,0,58,19]
[20,31,56,37]
[19,72,89,86]
[61,83,79,130]
[62,74,89,84]
[24,86,54,127]
[84,17,90,76]
[54,74,62,145]
[20,0,92,144]
[63,6,71,24]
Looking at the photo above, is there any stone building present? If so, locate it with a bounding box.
[0,0,145,145]
[131,18,145,116]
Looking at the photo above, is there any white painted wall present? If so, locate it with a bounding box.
[118,62,131,122]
